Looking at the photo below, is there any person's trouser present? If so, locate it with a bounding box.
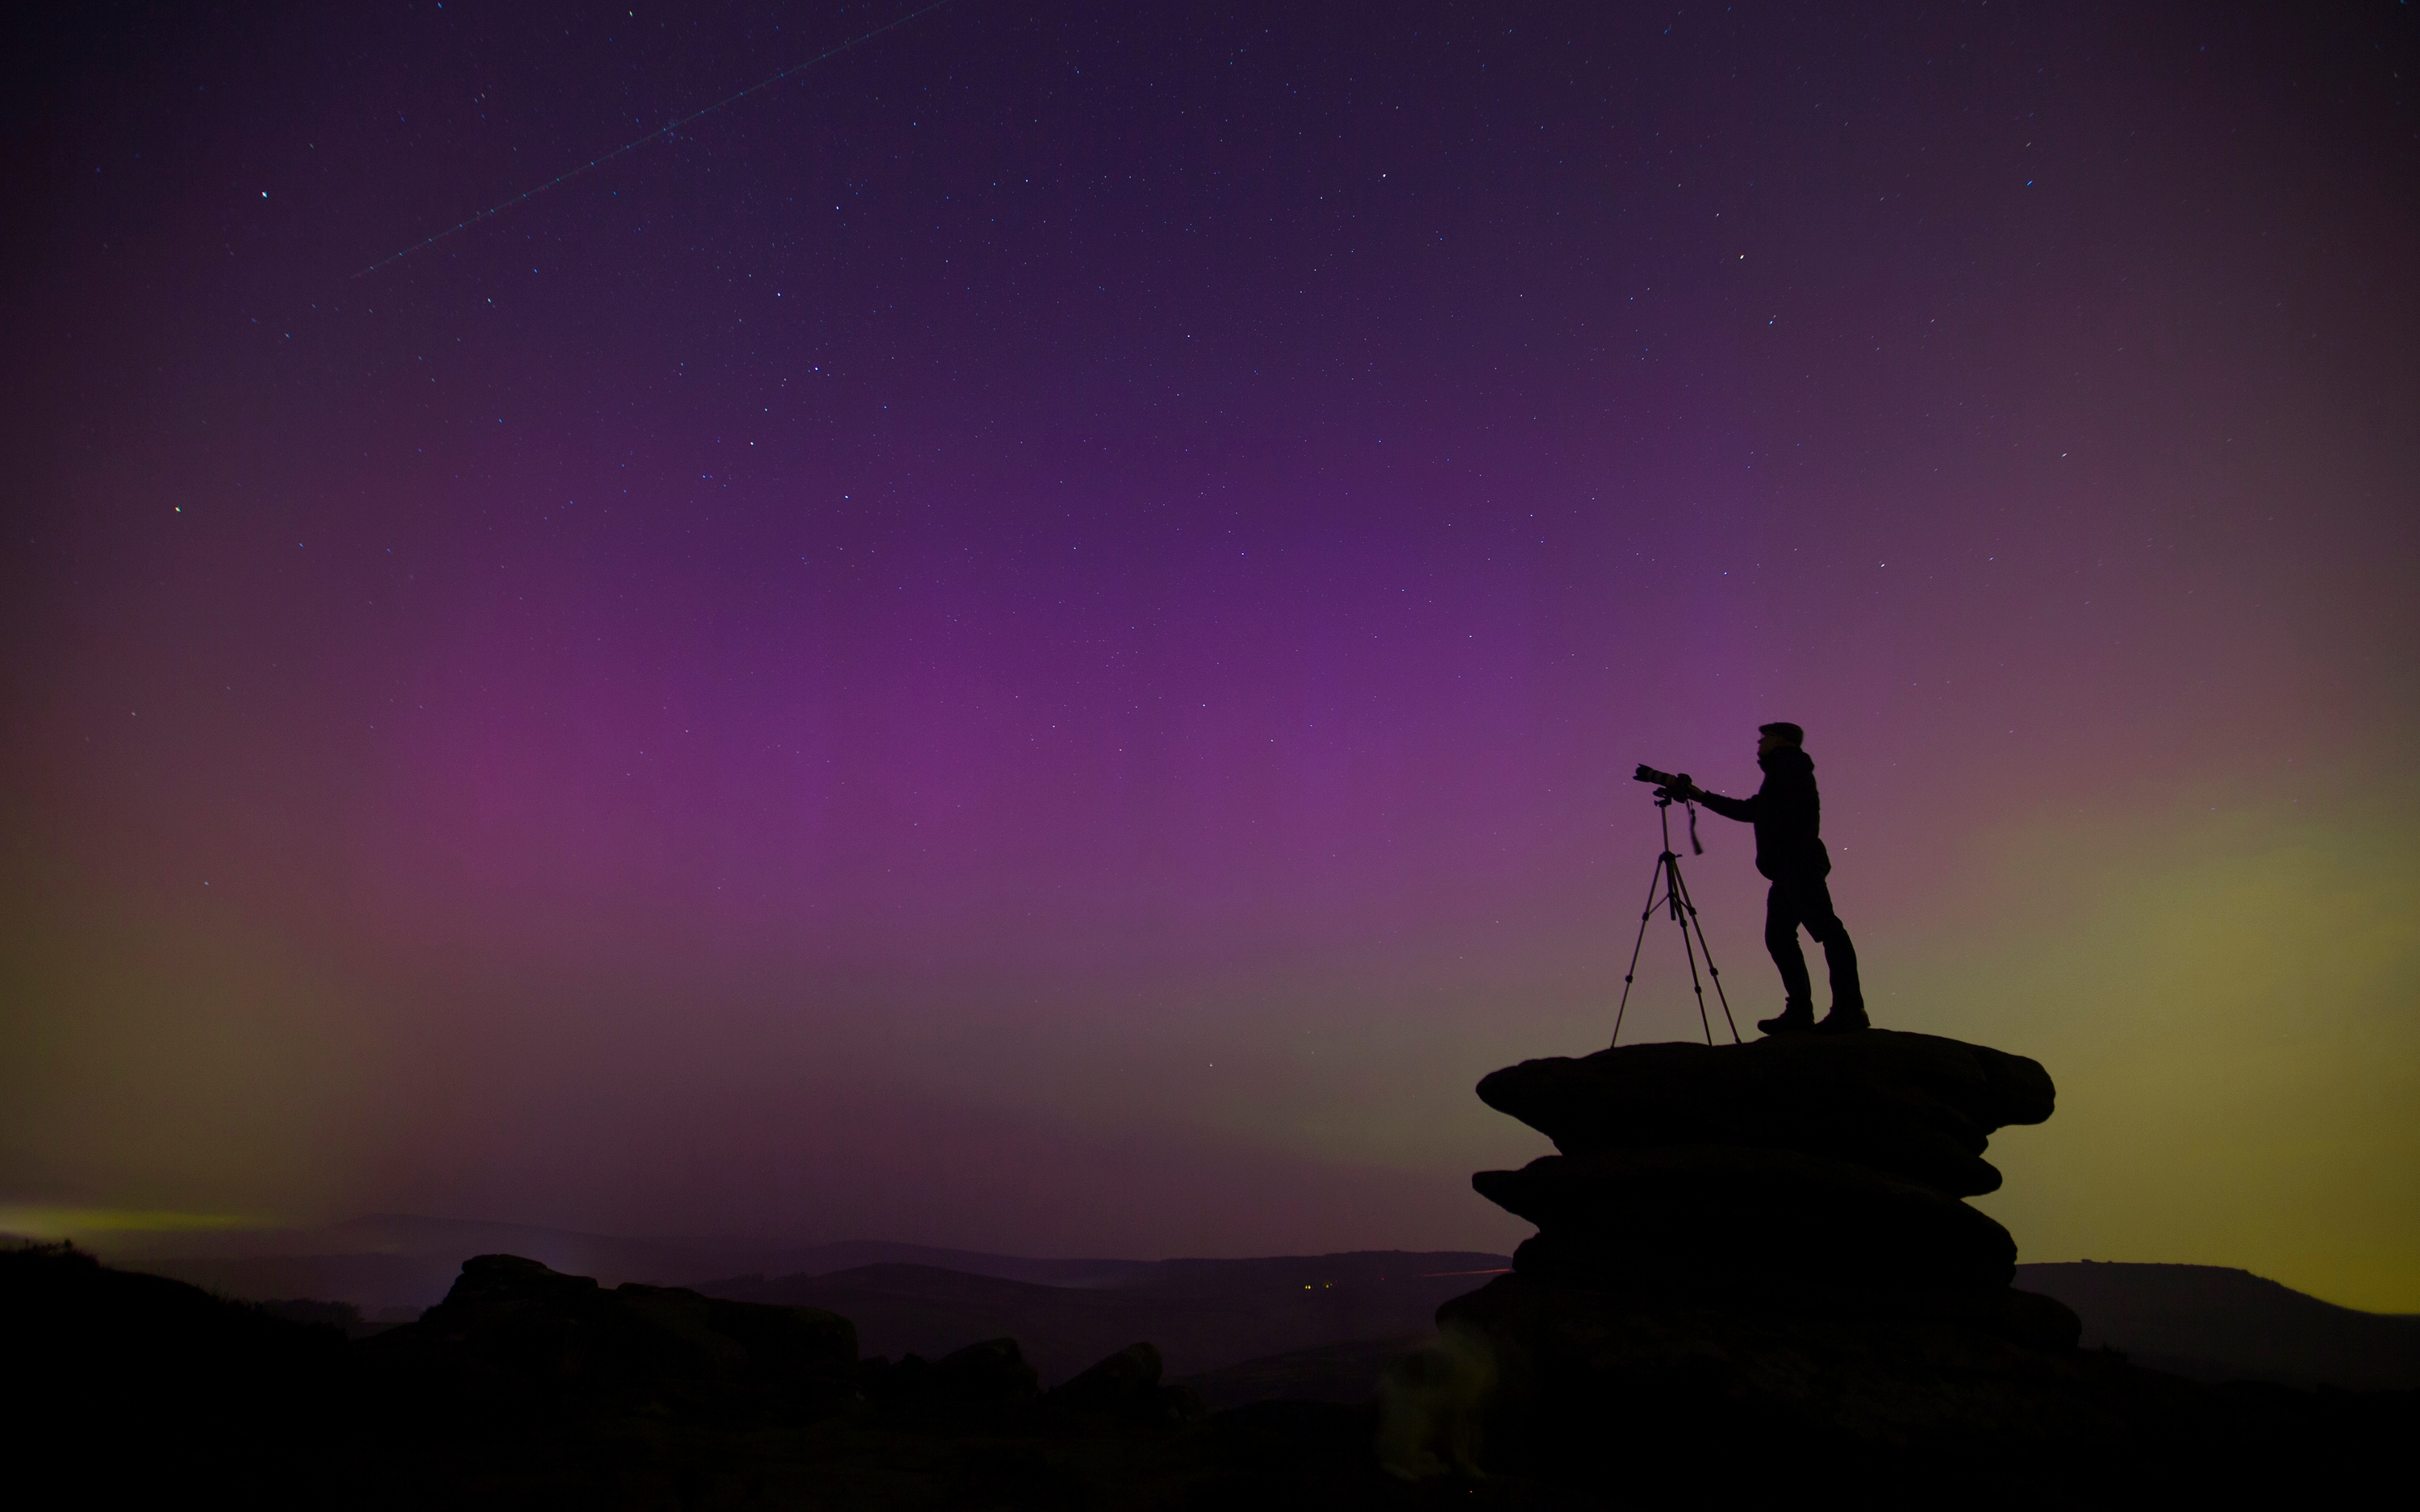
[1766,876,1861,1011]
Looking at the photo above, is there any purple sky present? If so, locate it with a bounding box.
[7,2,2418,1306]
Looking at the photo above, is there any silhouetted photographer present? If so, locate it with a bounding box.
[1666,723,1866,1035]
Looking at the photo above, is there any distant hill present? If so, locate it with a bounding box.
[707,1252,1509,1383]
[53,1213,758,1310]
[62,1216,1170,1312]
[2015,1261,2420,1390]
[692,1237,1162,1290]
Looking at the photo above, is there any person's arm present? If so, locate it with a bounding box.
[1689,785,1756,823]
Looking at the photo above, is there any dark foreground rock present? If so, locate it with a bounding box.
[12,1238,2416,1506]
[1421,1271,2413,1502]
[6,1242,1571,1507]
[6,1239,355,1495]
[1184,1335,1429,1410]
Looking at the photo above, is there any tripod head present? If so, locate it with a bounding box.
[1632,764,1695,804]
[1631,764,1703,852]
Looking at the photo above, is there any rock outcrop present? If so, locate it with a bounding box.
[1045,1339,1209,1423]
[1467,1030,2056,1305]
[372,1252,858,1396]
[1412,1027,2141,1493]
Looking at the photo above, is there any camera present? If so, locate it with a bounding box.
[1633,764,1693,798]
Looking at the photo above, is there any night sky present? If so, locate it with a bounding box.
[7,2,2416,1309]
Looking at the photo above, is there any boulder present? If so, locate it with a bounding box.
[922,1335,1042,1401]
[1476,1029,2053,1195]
[1475,1145,2019,1294]
[1045,1340,1208,1423]
[378,1252,856,1389]
[1047,1341,1162,1412]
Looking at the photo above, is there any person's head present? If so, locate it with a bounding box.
[1756,722,1805,757]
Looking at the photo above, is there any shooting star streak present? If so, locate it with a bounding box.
[353,0,958,279]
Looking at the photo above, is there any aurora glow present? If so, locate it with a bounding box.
[6,2,2415,1308]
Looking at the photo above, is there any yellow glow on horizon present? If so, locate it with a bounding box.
[1909,771,2420,1313]
[0,1205,257,1238]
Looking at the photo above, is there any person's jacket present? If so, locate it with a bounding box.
[1694,746,1831,881]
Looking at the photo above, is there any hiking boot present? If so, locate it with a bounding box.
[1813,1002,1870,1034]
[1756,1002,1816,1036]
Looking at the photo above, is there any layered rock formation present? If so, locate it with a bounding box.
[1470,1031,2057,1306]
[1418,1029,2136,1493]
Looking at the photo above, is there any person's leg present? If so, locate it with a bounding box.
[1757,884,1815,1034]
[1800,879,1867,1030]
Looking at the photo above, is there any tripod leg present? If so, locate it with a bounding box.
[1667,858,1742,1043]
[1611,854,1669,1047]
[1678,910,1714,1043]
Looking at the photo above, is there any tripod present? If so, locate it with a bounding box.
[1611,790,1741,1047]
